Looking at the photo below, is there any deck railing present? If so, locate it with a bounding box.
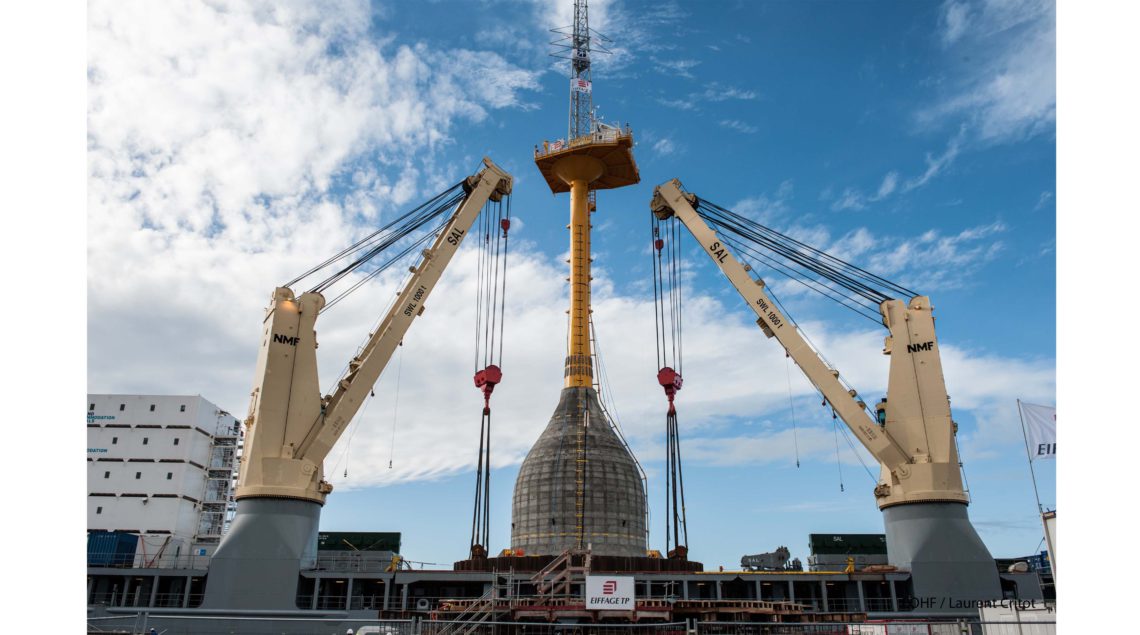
[535,125,634,159]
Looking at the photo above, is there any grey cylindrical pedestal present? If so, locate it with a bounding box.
[883,502,1001,609]
[202,497,321,610]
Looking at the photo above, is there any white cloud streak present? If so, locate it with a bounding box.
[922,0,1055,142]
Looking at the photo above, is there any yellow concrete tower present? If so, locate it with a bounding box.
[532,0,639,384]
[510,0,646,558]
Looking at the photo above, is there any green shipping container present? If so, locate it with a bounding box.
[808,533,886,555]
[317,531,401,553]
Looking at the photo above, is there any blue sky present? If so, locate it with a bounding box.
[84,0,1057,570]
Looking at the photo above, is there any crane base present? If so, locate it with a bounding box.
[201,497,321,610]
[883,502,1001,609]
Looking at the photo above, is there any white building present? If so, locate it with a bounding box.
[87,394,241,566]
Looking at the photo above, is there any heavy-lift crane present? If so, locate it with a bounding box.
[202,158,513,610]
[650,178,1000,603]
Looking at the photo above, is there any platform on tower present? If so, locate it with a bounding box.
[534,125,640,193]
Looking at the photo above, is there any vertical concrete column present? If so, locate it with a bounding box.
[755,580,762,601]
[820,581,829,612]
[401,582,409,610]
[312,577,320,610]
[889,579,898,612]
[87,577,94,604]
[565,177,593,388]
[182,576,192,608]
[383,577,391,611]
[149,575,160,607]
[788,580,795,604]
[856,579,865,613]
[346,578,354,610]
[715,580,722,600]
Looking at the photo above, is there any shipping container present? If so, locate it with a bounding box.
[87,530,138,566]
[809,533,887,555]
[317,531,401,553]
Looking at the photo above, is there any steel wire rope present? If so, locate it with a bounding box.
[696,198,916,300]
[703,208,889,307]
[284,182,463,289]
[590,315,651,547]
[387,343,403,469]
[763,283,882,422]
[310,189,465,296]
[320,218,452,313]
[785,354,801,468]
[717,233,883,323]
[699,210,891,308]
[831,411,846,492]
[832,401,878,483]
[474,200,488,372]
[498,194,511,365]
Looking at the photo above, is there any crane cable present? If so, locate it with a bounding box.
[785,353,801,468]
[651,213,689,557]
[693,197,917,314]
[388,342,403,470]
[831,410,846,493]
[469,193,512,557]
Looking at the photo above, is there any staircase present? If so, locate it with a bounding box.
[531,548,592,599]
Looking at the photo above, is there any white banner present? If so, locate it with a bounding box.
[571,78,592,93]
[1021,402,1056,461]
[585,575,634,610]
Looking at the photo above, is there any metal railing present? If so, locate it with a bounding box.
[534,125,634,159]
[88,550,213,570]
[85,615,1057,635]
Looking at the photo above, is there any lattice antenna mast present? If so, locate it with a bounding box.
[551,0,612,140]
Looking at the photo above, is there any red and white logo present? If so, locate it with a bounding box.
[602,580,617,595]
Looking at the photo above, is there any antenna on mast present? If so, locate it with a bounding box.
[549,0,612,140]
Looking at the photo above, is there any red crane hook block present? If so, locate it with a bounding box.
[474,365,502,415]
[657,366,683,415]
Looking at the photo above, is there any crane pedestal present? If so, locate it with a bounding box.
[201,498,321,610]
[883,501,1001,608]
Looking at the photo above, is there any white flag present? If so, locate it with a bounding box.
[1021,402,1056,461]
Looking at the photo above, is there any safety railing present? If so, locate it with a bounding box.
[86,614,1058,635]
[87,614,415,635]
[534,125,634,159]
[87,550,213,570]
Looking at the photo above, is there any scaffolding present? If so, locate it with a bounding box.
[196,413,241,544]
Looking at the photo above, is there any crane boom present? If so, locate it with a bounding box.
[650,178,968,509]
[236,157,513,505]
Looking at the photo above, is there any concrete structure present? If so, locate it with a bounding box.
[512,0,646,558]
[86,394,241,566]
[511,387,647,556]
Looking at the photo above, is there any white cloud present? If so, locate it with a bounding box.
[652,138,676,156]
[831,187,867,212]
[732,180,793,223]
[658,83,759,111]
[826,129,963,213]
[866,220,1007,288]
[720,119,759,134]
[903,129,963,191]
[921,0,1055,142]
[940,1,972,45]
[652,57,701,78]
[874,171,899,199]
